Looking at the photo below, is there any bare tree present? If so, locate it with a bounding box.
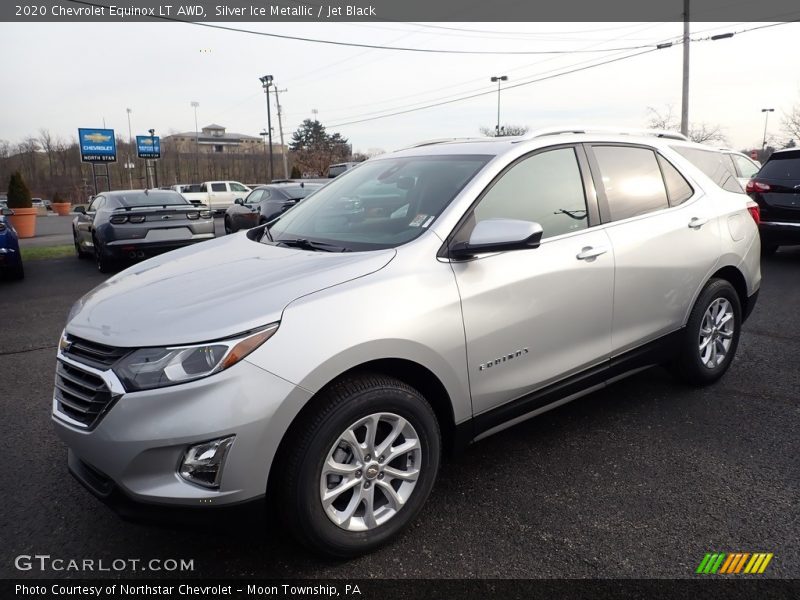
[39,129,56,182]
[479,124,529,137]
[645,105,728,145]
[782,103,800,145]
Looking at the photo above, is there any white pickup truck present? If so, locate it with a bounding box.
[181,181,251,213]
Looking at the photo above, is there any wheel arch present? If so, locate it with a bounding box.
[709,264,749,319]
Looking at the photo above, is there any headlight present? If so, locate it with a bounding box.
[113,323,279,391]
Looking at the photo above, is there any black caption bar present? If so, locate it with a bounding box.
[3,0,800,22]
[7,579,800,600]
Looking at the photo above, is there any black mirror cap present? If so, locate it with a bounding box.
[234,198,244,205]
[73,206,86,214]
[449,229,543,260]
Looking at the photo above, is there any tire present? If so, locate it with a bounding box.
[93,236,115,273]
[224,216,235,235]
[278,374,441,558]
[673,278,742,386]
[73,228,88,259]
[9,261,24,280]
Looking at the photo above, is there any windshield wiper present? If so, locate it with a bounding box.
[275,238,350,252]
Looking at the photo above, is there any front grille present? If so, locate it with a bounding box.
[54,361,116,428]
[63,335,129,369]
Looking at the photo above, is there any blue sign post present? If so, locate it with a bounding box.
[136,135,161,159]
[78,128,117,163]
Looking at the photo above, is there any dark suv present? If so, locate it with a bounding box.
[746,148,800,254]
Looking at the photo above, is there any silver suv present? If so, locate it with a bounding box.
[53,128,761,557]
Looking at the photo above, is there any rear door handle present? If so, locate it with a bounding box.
[576,246,608,261]
[688,217,709,229]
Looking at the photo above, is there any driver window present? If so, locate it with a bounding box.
[245,190,263,204]
[473,147,588,239]
[88,196,104,212]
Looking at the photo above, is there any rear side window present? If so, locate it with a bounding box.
[474,147,588,239]
[732,154,759,179]
[759,150,800,179]
[230,182,248,192]
[672,146,743,193]
[657,155,694,206]
[211,183,227,192]
[592,146,669,221]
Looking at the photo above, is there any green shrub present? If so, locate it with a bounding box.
[7,171,32,209]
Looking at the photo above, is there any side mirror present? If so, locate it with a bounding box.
[234,198,244,205]
[1,208,14,216]
[73,206,86,214]
[450,219,543,259]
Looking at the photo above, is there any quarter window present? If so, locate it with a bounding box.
[732,155,759,179]
[671,146,743,193]
[593,146,669,221]
[473,147,589,239]
[657,155,694,206]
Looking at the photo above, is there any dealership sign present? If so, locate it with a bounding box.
[78,128,117,163]
[136,135,161,159]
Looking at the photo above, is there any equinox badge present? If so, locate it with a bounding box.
[478,348,529,371]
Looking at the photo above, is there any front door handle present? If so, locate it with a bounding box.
[576,246,608,261]
[688,217,709,229]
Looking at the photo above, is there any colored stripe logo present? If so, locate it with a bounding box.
[696,552,774,574]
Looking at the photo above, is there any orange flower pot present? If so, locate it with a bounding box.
[52,202,72,216]
[8,207,37,238]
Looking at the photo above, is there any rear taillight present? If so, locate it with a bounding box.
[199,210,212,219]
[746,201,760,225]
[109,215,128,224]
[745,180,770,194]
[186,212,199,220]
[0,223,6,232]
[129,215,146,223]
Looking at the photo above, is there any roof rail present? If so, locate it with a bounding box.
[521,126,689,142]
[401,137,486,150]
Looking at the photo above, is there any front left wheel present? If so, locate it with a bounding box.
[278,374,441,558]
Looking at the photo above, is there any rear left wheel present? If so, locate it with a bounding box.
[278,374,440,558]
[93,236,115,273]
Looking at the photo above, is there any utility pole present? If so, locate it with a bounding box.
[680,0,690,137]
[126,108,134,189]
[259,75,274,182]
[191,101,200,181]
[273,87,289,179]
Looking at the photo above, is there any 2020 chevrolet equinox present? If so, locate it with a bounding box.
[53,128,761,557]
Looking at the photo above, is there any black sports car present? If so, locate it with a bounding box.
[224,182,323,234]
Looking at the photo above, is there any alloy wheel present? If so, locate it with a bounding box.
[698,298,735,368]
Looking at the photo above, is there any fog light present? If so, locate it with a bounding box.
[179,436,235,489]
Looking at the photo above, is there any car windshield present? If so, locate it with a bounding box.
[119,191,188,206]
[265,155,491,251]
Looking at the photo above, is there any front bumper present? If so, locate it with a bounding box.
[52,355,312,507]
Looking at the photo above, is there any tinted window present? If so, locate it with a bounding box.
[268,155,490,251]
[593,146,669,220]
[328,165,349,178]
[281,185,319,200]
[473,148,588,239]
[672,146,743,193]
[657,155,694,206]
[759,150,800,179]
[732,154,759,179]
[118,192,187,206]
[211,183,227,192]
[88,196,104,212]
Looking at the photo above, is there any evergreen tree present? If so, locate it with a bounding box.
[7,171,32,209]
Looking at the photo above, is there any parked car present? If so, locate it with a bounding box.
[721,149,761,188]
[327,162,359,178]
[0,207,24,280]
[745,147,800,254]
[53,128,760,558]
[180,181,251,213]
[223,182,323,233]
[72,189,215,272]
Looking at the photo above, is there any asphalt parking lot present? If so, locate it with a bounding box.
[0,247,798,580]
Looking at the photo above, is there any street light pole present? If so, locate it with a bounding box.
[191,101,200,181]
[680,0,690,137]
[490,75,508,136]
[273,86,289,179]
[260,130,269,182]
[259,75,274,182]
[125,108,134,189]
[761,108,775,148]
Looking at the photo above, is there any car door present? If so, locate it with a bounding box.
[76,195,104,246]
[585,144,721,354]
[241,189,267,228]
[449,145,614,417]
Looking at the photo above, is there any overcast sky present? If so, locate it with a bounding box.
[1,21,799,153]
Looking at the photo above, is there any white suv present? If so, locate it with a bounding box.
[53,128,761,557]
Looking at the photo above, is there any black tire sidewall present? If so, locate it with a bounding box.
[682,279,742,384]
[291,382,440,557]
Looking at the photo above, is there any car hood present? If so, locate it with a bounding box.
[66,233,396,347]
